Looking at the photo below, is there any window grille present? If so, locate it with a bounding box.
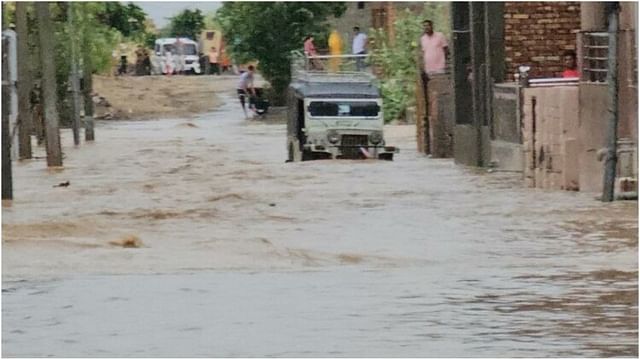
[581,32,608,83]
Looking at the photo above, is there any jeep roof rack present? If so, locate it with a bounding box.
[290,52,376,83]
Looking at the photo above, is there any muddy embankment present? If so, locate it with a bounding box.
[92,74,239,120]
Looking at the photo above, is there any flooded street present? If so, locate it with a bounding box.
[3,91,638,357]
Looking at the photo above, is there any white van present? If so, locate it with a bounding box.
[151,38,201,75]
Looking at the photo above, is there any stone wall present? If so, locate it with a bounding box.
[504,2,581,80]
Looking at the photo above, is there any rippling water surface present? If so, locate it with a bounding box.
[2,94,637,357]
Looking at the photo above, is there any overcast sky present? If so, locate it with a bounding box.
[134,2,222,28]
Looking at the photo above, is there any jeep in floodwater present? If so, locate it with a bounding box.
[286,53,398,161]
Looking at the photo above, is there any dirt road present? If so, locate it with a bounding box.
[2,80,638,356]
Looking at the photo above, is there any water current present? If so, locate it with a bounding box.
[2,93,637,357]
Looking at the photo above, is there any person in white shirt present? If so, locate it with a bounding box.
[237,65,256,118]
[163,50,175,75]
[352,26,368,71]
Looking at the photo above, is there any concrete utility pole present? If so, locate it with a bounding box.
[602,3,620,202]
[469,2,486,167]
[68,2,81,146]
[36,2,63,167]
[483,2,493,140]
[2,36,13,200]
[16,1,33,159]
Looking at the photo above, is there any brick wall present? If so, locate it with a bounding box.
[504,2,581,80]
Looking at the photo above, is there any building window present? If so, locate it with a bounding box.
[357,2,365,10]
[371,8,387,30]
[206,31,215,40]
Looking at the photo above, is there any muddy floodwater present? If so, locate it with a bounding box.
[2,93,638,357]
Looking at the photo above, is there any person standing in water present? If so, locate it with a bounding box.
[237,65,256,118]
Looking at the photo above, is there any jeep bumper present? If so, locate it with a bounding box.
[303,144,399,159]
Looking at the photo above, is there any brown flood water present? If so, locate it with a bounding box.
[2,93,638,357]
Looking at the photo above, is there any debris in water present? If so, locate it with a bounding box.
[176,122,199,128]
[53,181,70,188]
[207,193,244,202]
[109,235,143,248]
[337,254,363,264]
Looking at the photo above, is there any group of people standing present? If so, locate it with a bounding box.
[303,26,369,71]
[158,41,187,75]
[206,46,232,75]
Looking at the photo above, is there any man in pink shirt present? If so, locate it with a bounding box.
[419,19,448,76]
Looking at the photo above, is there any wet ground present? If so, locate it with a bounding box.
[2,92,638,357]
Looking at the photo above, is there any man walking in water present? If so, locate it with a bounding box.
[237,65,256,119]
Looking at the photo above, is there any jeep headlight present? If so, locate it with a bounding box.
[370,131,383,145]
[327,130,340,144]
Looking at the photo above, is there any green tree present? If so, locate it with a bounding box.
[217,2,346,103]
[169,9,205,40]
[50,2,121,126]
[97,2,146,38]
[3,2,15,29]
[204,10,222,30]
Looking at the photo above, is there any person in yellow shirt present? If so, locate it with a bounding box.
[328,29,343,72]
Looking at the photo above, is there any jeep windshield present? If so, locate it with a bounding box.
[308,101,380,118]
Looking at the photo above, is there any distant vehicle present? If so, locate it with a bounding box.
[151,38,201,75]
[286,53,398,161]
[198,29,223,56]
[199,29,262,75]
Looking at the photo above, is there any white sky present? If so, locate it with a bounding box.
[133,1,222,28]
